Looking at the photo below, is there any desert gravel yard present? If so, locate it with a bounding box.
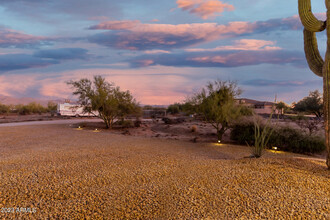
[0,124,329,219]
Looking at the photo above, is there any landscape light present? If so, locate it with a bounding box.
[76,126,83,130]
[93,128,100,132]
[272,146,278,151]
[218,140,221,143]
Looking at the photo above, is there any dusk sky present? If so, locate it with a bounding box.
[0,0,327,105]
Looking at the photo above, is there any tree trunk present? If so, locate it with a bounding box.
[105,120,110,129]
[217,126,226,142]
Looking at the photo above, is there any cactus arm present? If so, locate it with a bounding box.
[303,28,324,77]
[298,0,326,32]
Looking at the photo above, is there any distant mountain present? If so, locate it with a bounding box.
[0,95,65,106]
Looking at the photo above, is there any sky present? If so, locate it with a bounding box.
[0,0,327,105]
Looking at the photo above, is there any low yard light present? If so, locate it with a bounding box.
[272,146,278,151]
[218,140,221,143]
[93,128,100,132]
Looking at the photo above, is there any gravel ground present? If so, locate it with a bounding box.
[0,124,329,219]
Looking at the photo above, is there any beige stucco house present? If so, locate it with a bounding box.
[237,98,276,114]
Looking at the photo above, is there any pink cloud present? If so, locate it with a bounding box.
[186,39,281,52]
[177,0,235,19]
[0,27,46,48]
[89,20,141,30]
[0,75,40,97]
[5,67,200,105]
[189,55,227,63]
[89,21,254,50]
[144,50,171,54]
[134,59,155,67]
[88,13,303,51]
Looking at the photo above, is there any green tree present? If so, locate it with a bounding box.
[0,103,10,114]
[167,103,181,115]
[187,80,251,142]
[293,90,323,118]
[68,75,140,129]
[275,101,288,116]
[47,101,57,112]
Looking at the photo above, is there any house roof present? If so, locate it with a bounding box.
[237,98,275,106]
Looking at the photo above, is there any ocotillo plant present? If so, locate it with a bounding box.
[298,0,329,169]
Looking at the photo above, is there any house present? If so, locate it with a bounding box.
[237,98,276,114]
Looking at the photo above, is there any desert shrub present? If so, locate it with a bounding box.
[269,127,325,154]
[15,102,47,115]
[191,125,197,132]
[16,105,31,115]
[162,117,185,124]
[288,115,322,136]
[0,103,10,114]
[230,122,255,145]
[252,113,276,158]
[47,101,57,113]
[167,104,180,115]
[231,122,325,154]
[134,118,142,127]
[114,120,134,128]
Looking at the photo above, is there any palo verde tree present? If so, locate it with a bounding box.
[187,80,251,142]
[68,75,140,129]
[298,0,330,168]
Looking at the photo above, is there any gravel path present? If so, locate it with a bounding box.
[0,124,329,219]
[0,118,103,127]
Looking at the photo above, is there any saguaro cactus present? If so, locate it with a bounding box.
[298,0,330,169]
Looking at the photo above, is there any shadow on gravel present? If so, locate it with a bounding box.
[278,158,329,177]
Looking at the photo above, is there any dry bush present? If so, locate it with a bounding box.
[191,125,197,132]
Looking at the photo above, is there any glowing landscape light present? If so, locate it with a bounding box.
[93,128,100,132]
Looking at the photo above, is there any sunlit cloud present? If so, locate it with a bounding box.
[144,50,171,54]
[0,66,206,104]
[89,20,141,30]
[185,39,281,52]
[0,0,323,105]
[87,14,307,51]
[181,51,303,67]
[88,21,254,50]
[176,0,235,19]
[130,40,303,68]
[0,26,48,48]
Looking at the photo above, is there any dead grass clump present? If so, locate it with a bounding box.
[191,125,197,132]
